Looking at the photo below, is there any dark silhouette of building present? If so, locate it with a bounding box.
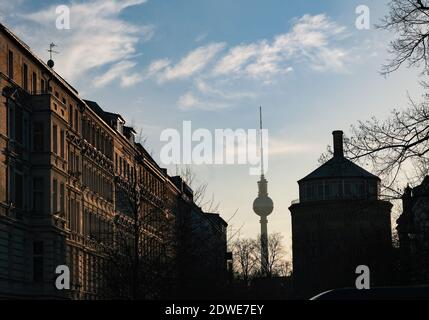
[0,22,229,299]
[396,177,429,284]
[171,176,231,299]
[397,177,429,253]
[289,131,392,298]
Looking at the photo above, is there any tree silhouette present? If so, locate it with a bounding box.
[379,0,429,75]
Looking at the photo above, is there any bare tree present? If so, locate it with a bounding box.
[278,261,293,278]
[324,93,429,199]
[102,174,176,300]
[231,238,258,286]
[379,0,429,75]
[233,233,290,282]
[175,165,220,213]
[265,233,287,278]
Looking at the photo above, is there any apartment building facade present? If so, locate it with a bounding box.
[0,23,229,299]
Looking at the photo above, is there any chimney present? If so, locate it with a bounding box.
[332,130,344,158]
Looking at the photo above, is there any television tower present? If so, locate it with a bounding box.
[253,107,274,276]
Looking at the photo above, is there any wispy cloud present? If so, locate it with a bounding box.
[178,91,230,111]
[147,13,352,111]
[156,43,226,83]
[214,14,349,79]
[177,79,258,111]
[12,0,151,87]
[146,58,171,78]
[94,60,143,88]
[213,44,260,76]
[149,13,349,83]
[0,0,24,20]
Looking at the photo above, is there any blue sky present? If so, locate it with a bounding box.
[1,0,424,251]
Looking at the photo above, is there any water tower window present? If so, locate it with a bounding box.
[344,180,352,197]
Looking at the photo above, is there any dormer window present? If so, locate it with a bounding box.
[117,119,124,135]
[129,131,135,144]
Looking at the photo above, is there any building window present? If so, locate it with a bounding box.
[76,201,81,234]
[23,63,28,91]
[23,112,29,148]
[15,106,23,144]
[33,241,44,282]
[115,153,118,173]
[52,179,58,214]
[32,72,37,94]
[33,178,44,214]
[60,183,65,215]
[69,105,73,128]
[14,172,23,209]
[53,125,58,154]
[40,79,46,93]
[7,99,15,140]
[8,50,14,79]
[60,129,65,158]
[69,150,74,173]
[70,198,75,231]
[75,155,80,174]
[33,122,44,151]
[74,109,79,132]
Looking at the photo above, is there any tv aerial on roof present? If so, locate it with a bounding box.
[47,42,59,68]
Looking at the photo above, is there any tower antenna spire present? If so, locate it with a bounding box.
[260,106,264,177]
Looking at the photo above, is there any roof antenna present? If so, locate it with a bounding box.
[259,106,264,177]
[47,42,59,68]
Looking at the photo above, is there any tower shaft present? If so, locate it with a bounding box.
[260,216,269,276]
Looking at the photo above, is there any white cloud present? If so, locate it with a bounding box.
[178,91,230,111]
[94,61,142,88]
[147,13,352,111]
[0,0,24,20]
[157,43,226,82]
[195,79,257,100]
[178,92,199,110]
[213,43,259,75]
[177,79,257,111]
[146,58,171,77]
[195,32,208,43]
[13,0,150,87]
[213,14,349,79]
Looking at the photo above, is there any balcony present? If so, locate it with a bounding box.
[28,91,66,115]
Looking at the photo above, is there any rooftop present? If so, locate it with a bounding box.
[299,131,380,182]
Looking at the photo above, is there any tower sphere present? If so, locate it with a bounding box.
[253,196,274,217]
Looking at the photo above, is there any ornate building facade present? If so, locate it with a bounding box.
[0,22,229,299]
[289,131,393,298]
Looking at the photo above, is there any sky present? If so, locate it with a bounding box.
[0,0,425,253]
